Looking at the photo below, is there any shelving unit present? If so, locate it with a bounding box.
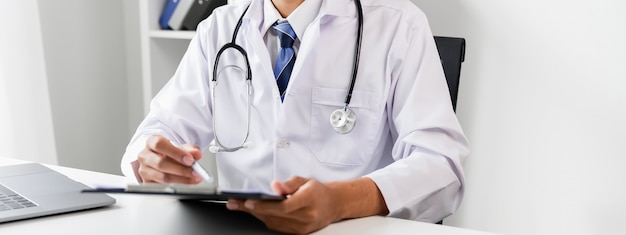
[138,0,196,113]
[149,30,196,40]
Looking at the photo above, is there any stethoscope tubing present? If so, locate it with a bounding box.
[209,0,364,152]
[345,0,363,108]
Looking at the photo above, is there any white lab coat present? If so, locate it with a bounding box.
[122,0,469,223]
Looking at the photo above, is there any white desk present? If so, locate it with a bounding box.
[0,157,494,235]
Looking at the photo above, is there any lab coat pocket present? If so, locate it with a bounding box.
[309,87,380,166]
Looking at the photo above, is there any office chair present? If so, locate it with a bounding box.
[433,36,466,112]
[432,36,466,225]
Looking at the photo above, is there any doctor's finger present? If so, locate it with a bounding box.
[244,187,313,215]
[142,154,196,179]
[243,200,302,216]
[271,177,309,195]
[229,199,301,219]
[146,135,195,166]
[179,144,203,161]
[138,164,199,184]
[138,147,198,180]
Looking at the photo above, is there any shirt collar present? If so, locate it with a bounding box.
[261,0,323,39]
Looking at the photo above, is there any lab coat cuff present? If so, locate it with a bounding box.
[365,172,403,215]
[120,135,150,183]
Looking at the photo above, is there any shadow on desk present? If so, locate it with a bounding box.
[178,200,280,235]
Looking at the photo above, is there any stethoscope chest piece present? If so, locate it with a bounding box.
[330,108,356,134]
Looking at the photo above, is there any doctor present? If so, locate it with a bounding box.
[122,0,469,233]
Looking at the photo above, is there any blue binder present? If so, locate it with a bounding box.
[159,0,180,29]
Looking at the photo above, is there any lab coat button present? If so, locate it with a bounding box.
[276,138,289,148]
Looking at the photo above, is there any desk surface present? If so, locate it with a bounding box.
[0,157,495,235]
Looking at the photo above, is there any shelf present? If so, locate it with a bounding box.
[149,30,195,40]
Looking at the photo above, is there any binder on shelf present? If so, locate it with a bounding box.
[168,0,194,30]
[181,0,227,31]
[159,0,180,30]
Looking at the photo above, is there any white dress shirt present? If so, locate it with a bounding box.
[121,0,469,223]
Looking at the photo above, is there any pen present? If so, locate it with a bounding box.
[170,141,214,184]
[191,161,214,184]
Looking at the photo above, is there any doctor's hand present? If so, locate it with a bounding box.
[136,135,204,184]
[226,176,389,234]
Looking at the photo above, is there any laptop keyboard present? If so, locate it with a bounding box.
[0,184,38,211]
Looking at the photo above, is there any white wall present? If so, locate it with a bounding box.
[411,0,626,234]
[0,0,58,164]
[123,0,146,136]
[36,0,129,174]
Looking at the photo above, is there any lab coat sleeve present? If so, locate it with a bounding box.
[365,14,470,222]
[120,19,216,182]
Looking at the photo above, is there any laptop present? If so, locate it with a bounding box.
[0,163,115,223]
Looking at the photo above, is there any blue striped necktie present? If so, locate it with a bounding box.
[272,21,297,101]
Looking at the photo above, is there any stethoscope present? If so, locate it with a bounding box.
[209,0,363,153]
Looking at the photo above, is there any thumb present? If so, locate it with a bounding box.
[271,176,309,195]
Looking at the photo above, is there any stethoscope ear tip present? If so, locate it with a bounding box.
[208,142,254,153]
[208,145,221,153]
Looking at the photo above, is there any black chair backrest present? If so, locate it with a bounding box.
[434,36,466,111]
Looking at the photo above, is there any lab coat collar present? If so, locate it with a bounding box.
[321,0,355,17]
[261,0,282,36]
[242,0,263,27]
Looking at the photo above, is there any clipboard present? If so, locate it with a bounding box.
[82,183,285,201]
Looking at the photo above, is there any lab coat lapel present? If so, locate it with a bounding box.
[285,0,352,99]
[286,20,320,95]
[240,2,281,102]
[242,23,274,88]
